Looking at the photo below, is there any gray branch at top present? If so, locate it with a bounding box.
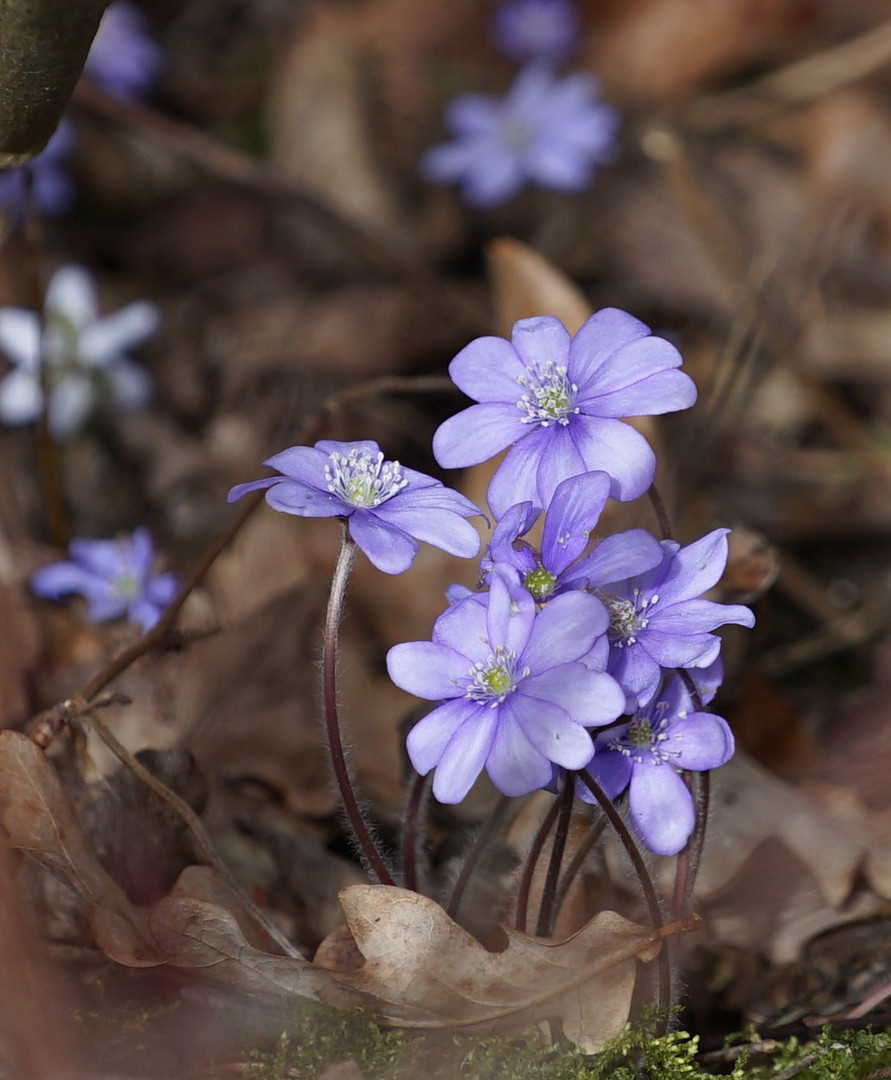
[0,0,110,168]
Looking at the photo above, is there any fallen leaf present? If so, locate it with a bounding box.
[0,731,163,967]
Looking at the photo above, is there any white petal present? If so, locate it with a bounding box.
[109,360,153,410]
[0,309,41,369]
[79,302,160,368]
[45,265,98,330]
[0,370,42,425]
[47,376,95,439]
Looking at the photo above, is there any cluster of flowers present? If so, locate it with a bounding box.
[229,309,754,856]
[0,1,163,223]
[420,0,618,208]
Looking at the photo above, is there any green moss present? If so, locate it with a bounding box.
[244,1008,891,1080]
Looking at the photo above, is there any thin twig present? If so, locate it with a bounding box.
[551,810,607,927]
[646,483,674,543]
[85,712,303,959]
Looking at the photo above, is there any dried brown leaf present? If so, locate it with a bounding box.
[487,237,593,337]
[0,731,163,967]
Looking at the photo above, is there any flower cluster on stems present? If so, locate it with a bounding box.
[384,309,754,856]
[229,307,755,859]
[0,264,158,440]
[31,528,177,634]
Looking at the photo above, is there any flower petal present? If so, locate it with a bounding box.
[541,471,610,577]
[533,424,587,516]
[582,748,633,800]
[486,565,535,654]
[45,266,98,331]
[78,301,160,367]
[486,427,550,519]
[108,359,153,410]
[655,529,730,604]
[567,528,664,589]
[628,763,695,856]
[570,414,656,501]
[31,561,104,600]
[638,628,720,670]
[668,713,735,771]
[653,598,756,636]
[523,664,624,729]
[525,589,608,669]
[510,316,571,371]
[47,375,95,439]
[0,308,41,368]
[510,693,594,769]
[406,698,480,776]
[264,479,344,518]
[433,402,526,469]
[485,704,554,796]
[607,644,662,712]
[348,512,418,574]
[0,369,41,425]
[567,308,652,384]
[448,335,527,402]
[372,503,481,560]
[430,706,500,803]
[387,641,468,700]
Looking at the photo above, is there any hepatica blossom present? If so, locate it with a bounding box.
[491,0,581,65]
[85,1,163,101]
[228,439,482,575]
[31,528,177,634]
[599,528,755,711]
[420,64,619,209]
[486,471,664,603]
[388,566,624,803]
[584,675,735,856]
[433,309,697,518]
[0,265,158,439]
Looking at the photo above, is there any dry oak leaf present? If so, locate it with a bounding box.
[0,730,163,967]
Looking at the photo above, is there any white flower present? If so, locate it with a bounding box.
[0,265,159,439]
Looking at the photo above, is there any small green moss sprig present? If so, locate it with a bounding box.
[244,1011,891,1080]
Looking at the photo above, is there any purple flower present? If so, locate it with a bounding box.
[486,471,664,602]
[85,1,163,101]
[420,64,619,208]
[433,310,698,518]
[0,122,76,224]
[583,675,735,856]
[31,528,177,634]
[491,0,581,65]
[387,565,624,803]
[599,529,755,712]
[228,439,482,575]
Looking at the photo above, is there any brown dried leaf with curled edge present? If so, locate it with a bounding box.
[0,731,163,967]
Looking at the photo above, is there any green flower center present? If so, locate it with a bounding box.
[465,646,530,706]
[325,449,408,509]
[523,565,557,600]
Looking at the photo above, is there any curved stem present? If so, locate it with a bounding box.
[646,483,674,542]
[514,795,561,934]
[323,527,395,886]
[551,810,607,927]
[447,796,513,921]
[672,669,710,919]
[535,780,575,937]
[401,770,427,893]
[576,769,672,1028]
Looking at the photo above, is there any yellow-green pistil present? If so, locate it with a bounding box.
[325,448,408,508]
[523,565,557,600]
[516,359,580,428]
[466,646,530,705]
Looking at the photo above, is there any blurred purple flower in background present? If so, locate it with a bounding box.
[599,529,756,712]
[85,1,164,101]
[491,0,581,65]
[228,439,482,575]
[388,565,624,803]
[584,674,735,855]
[433,310,697,517]
[31,528,177,633]
[420,64,619,208]
[0,122,77,224]
[0,264,158,440]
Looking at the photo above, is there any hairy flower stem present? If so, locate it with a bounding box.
[577,769,672,1028]
[671,669,709,921]
[447,795,513,921]
[401,770,427,893]
[551,811,607,926]
[324,528,395,886]
[535,780,575,937]
[646,483,674,542]
[514,795,561,933]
